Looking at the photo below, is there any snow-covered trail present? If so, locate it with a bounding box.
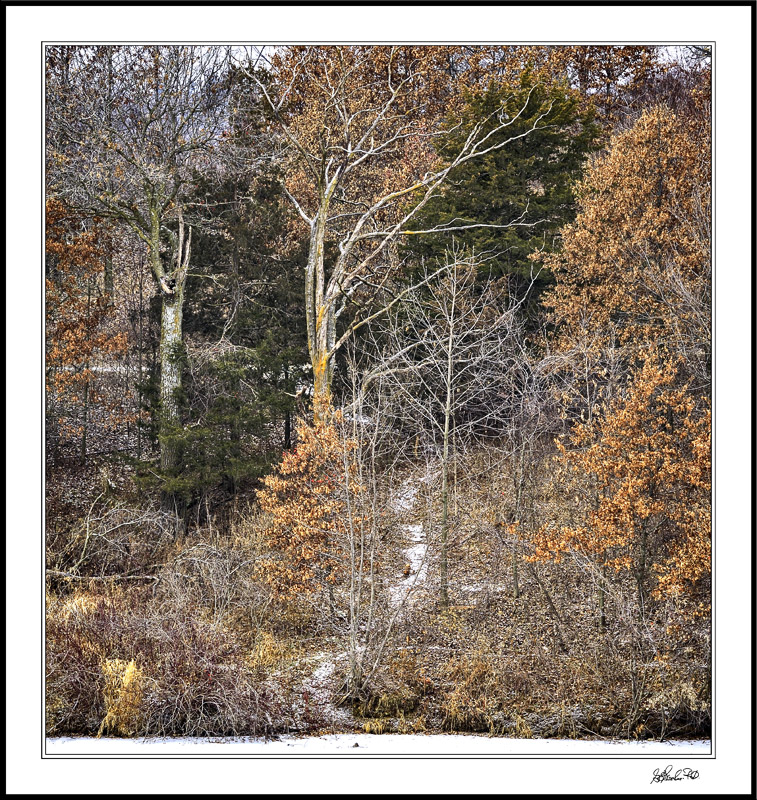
[389,476,430,608]
[296,652,353,730]
[46,734,711,755]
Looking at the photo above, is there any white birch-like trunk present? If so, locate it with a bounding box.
[148,206,191,485]
[159,289,185,473]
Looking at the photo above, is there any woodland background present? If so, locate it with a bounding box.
[44,44,711,740]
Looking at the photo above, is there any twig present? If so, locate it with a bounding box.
[46,569,158,583]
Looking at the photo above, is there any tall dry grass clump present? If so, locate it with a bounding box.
[97,658,145,737]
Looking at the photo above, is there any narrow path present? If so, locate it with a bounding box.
[298,652,353,730]
[295,470,433,727]
[389,475,430,608]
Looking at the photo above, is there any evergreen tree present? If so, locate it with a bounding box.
[135,162,310,511]
[406,71,598,298]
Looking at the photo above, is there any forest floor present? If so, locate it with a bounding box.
[46,462,711,744]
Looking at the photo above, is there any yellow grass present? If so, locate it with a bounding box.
[97,659,144,737]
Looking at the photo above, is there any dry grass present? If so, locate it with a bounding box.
[45,582,294,738]
[44,466,710,741]
[97,659,145,737]
[247,631,302,673]
[439,644,506,734]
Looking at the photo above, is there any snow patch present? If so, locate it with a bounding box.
[389,479,430,608]
[392,484,418,513]
[46,734,711,756]
[298,652,353,729]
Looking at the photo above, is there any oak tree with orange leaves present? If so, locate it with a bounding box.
[256,411,364,607]
[530,356,710,620]
[542,103,711,381]
[45,199,128,463]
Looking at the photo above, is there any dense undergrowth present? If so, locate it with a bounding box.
[46,452,710,741]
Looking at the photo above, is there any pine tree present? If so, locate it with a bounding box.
[136,158,310,509]
[405,71,598,297]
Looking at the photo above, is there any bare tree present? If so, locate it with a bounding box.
[46,46,231,490]
[330,339,436,704]
[358,248,534,607]
[238,45,555,418]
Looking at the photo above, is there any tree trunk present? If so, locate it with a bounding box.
[598,570,607,631]
[439,322,455,610]
[284,409,291,450]
[306,194,337,421]
[80,376,89,465]
[80,280,92,465]
[511,446,526,599]
[440,446,450,609]
[283,364,292,449]
[312,345,333,422]
[159,287,185,473]
[158,284,186,525]
[310,288,334,421]
[511,548,520,600]
[637,524,649,621]
[103,51,115,308]
[150,207,191,518]
[104,254,115,306]
[526,561,570,653]
[137,256,144,461]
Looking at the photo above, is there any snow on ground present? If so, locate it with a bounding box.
[389,474,431,608]
[389,522,429,607]
[392,482,419,513]
[403,525,428,581]
[292,650,354,730]
[46,734,711,756]
[307,665,348,727]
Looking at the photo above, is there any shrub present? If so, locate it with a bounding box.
[256,412,362,599]
[440,647,505,734]
[45,585,293,737]
[350,648,432,719]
